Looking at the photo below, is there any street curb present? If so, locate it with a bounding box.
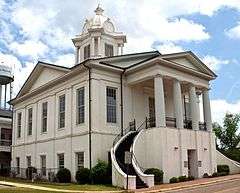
[138,178,240,193]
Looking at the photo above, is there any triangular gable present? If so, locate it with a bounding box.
[17,62,70,98]
[161,51,217,78]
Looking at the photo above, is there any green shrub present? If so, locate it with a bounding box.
[26,167,37,180]
[178,175,187,182]
[211,172,218,177]
[91,160,111,184]
[56,168,71,183]
[218,172,228,176]
[203,173,209,178]
[187,176,194,181]
[169,177,178,183]
[217,165,230,174]
[75,168,90,184]
[144,168,164,184]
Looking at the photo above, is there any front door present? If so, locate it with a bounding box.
[187,150,198,178]
[148,97,155,127]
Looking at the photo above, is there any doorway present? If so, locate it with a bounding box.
[187,149,198,178]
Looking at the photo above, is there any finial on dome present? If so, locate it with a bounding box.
[95,4,104,15]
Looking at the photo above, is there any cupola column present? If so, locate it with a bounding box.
[98,36,101,56]
[75,46,80,64]
[91,37,95,57]
[120,44,123,55]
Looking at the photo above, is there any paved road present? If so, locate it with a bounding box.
[165,179,240,193]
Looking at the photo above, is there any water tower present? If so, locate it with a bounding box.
[0,62,14,110]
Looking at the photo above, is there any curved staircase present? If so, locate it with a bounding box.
[115,131,147,189]
[111,120,154,189]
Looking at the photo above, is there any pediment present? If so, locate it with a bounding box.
[17,62,70,98]
[161,52,217,78]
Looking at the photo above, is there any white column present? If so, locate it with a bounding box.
[0,85,2,108]
[98,36,101,56]
[91,37,95,57]
[154,75,166,127]
[173,79,183,128]
[117,45,120,55]
[189,85,199,130]
[75,46,80,64]
[203,89,212,131]
[120,44,123,55]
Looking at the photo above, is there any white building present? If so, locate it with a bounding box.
[11,6,218,189]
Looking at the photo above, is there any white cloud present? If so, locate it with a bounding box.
[225,23,240,39]
[202,55,229,71]
[10,40,49,59]
[52,53,75,68]
[156,42,184,54]
[211,99,240,125]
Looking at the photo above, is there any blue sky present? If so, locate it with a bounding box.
[1,0,240,123]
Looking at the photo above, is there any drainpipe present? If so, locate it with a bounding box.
[83,64,92,170]
[120,70,125,136]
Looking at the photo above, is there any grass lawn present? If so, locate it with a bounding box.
[0,177,121,191]
[0,187,61,193]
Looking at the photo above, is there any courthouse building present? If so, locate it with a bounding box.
[10,6,218,189]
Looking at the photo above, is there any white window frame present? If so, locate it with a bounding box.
[26,156,31,168]
[28,108,33,136]
[17,112,22,138]
[77,87,85,124]
[40,155,46,176]
[59,95,65,129]
[58,153,64,169]
[106,87,117,123]
[42,102,48,133]
[84,44,90,60]
[76,152,84,171]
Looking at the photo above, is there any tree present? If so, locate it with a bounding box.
[213,113,240,150]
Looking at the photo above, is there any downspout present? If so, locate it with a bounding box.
[83,64,92,170]
[120,69,125,136]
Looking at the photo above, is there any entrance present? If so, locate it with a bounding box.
[187,149,198,178]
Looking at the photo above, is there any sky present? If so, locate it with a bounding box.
[1,0,240,124]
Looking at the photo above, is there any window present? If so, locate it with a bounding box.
[84,44,90,60]
[59,95,65,128]
[26,156,31,168]
[17,112,22,138]
[58,154,64,169]
[106,87,117,123]
[76,152,84,171]
[16,157,20,174]
[77,87,85,124]
[28,108,33,136]
[42,102,48,133]
[105,43,114,57]
[40,155,46,176]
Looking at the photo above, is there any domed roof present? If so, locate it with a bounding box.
[82,5,115,34]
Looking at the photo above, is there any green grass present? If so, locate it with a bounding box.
[0,187,59,193]
[0,177,121,191]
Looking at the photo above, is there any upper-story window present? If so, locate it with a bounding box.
[106,87,117,123]
[17,112,22,138]
[28,108,33,136]
[59,95,65,128]
[84,44,90,60]
[77,87,85,124]
[42,102,48,133]
[105,43,114,57]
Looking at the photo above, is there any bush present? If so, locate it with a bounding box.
[144,168,164,184]
[26,167,37,180]
[178,175,187,182]
[218,172,228,176]
[56,168,71,183]
[75,168,90,184]
[91,160,111,184]
[203,173,209,178]
[211,172,218,177]
[187,176,195,181]
[217,165,230,175]
[169,177,178,183]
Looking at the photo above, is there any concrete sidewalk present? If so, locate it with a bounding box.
[0,174,239,193]
[136,174,240,193]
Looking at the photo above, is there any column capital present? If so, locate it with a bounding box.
[154,74,163,78]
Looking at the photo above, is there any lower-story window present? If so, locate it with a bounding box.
[58,153,64,169]
[76,152,84,171]
[26,156,31,168]
[16,157,20,174]
[40,155,46,176]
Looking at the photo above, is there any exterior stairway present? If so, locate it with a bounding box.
[115,131,148,189]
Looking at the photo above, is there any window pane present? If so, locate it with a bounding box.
[106,87,117,123]
[28,108,32,136]
[76,152,84,171]
[42,102,48,132]
[59,95,65,128]
[105,44,114,57]
[17,113,22,138]
[58,154,64,169]
[84,44,90,60]
[40,155,46,176]
[77,88,84,124]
